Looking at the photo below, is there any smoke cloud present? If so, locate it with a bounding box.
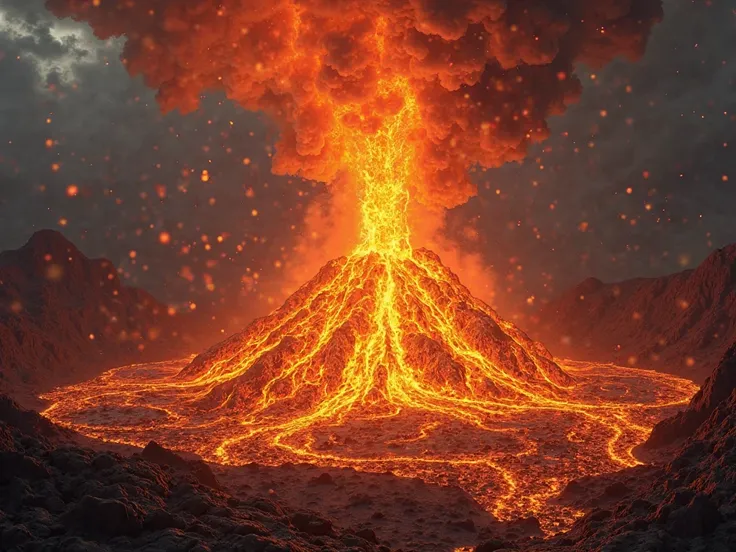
[47,0,663,209]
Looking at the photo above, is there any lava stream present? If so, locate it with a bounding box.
[40,73,696,533]
[40,249,697,532]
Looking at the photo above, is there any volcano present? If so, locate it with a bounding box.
[41,248,696,532]
[38,74,697,533]
[181,248,572,416]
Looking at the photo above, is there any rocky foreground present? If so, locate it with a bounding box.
[0,395,390,552]
[3,363,736,552]
[522,343,736,552]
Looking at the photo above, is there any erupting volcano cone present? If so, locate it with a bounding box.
[182,249,572,422]
[40,76,697,532]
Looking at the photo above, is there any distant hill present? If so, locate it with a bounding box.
[0,230,190,401]
[529,245,736,382]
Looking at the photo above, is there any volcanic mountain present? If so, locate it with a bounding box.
[0,230,186,400]
[42,247,696,531]
[530,244,736,382]
[36,68,696,532]
[181,248,573,416]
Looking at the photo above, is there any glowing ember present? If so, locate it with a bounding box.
[40,87,697,529]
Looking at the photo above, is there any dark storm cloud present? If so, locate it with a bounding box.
[0,0,319,328]
[449,0,736,313]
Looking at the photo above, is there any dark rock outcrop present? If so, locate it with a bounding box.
[645,342,736,449]
[519,364,736,551]
[0,397,386,552]
[141,440,220,489]
[530,244,736,381]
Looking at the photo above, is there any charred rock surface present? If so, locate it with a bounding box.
[0,395,390,552]
[507,346,736,552]
[531,244,736,382]
[645,342,736,451]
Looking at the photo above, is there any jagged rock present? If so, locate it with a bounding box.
[505,516,542,537]
[66,495,143,537]
[143,508,186,531]
[354,528,378,543]
[666,494,723,538]
[646,343,736,449]
[309,472,335,486]
[290,511,335,536]
[603,481,630,498]
[49,448,91,473]
[475,538,515,551]
[91,452,119,471]
[449,518,476,531]
[179,494,214,517]
[1,523,35,548]
[0,451,50,482]
[531,245,736,381]
[141,441,220,489]
[0,398,386,552]
[0,395,74,440]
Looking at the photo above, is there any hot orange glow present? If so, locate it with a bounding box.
[34,12,696,531]
[40,18,696,535]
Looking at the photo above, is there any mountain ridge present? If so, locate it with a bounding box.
[530,244,736,382]
[0,229,189,402]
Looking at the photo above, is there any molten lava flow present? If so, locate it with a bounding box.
[39,97,698,528]
[41,77,698,533]
[39,0,686,534]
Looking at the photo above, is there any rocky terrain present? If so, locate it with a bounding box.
[5,353,736,552]
[516,341,736,552]
[643,342,736,452]
[216,459,541,552]
[0,395,391,552]
[530,244,736,382]
[0,230,191,403]
[1,394,547,552]
[2,230,736,552]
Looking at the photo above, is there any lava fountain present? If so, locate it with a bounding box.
[41,76,696,532]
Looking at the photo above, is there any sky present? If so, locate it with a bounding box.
[0,0,734,329]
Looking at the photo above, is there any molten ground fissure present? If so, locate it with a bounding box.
[41,79,697,532]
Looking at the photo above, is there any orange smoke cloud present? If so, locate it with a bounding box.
[48,0,662,208]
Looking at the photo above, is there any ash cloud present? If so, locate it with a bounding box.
[0,0,314,328]
[0,0,734,323]
[46,0,664,209]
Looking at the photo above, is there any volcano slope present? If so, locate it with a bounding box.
[41,249,697,533]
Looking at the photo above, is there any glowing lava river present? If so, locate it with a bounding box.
[40,76,697,534]
[39,249,697,533]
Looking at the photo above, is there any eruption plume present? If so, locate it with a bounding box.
[47,0,663,209]
[42,0,691,534]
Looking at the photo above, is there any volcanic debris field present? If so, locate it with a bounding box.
[40,250,697,534]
